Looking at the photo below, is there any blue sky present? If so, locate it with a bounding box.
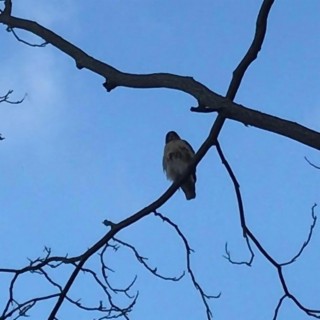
[0,1,319,319]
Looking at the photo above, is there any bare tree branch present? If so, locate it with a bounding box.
[280,204,317,266]
[305,156,320,169]
[223,238,254,267]
[1,0,12,16]
[215,141,255,266]
[0,4,319,150]
[0,90,25,104]
[246,226,320,318]
[2,293,60,320]
[0,246,139,320]
[113,237,185,281]
[8,26,47,47]
[0,89,25,139]
[154,211,220,320]
[226,0,275,100]
[273,295,286,320]
[216,131,319,318]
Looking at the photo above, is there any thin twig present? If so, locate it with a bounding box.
[8,27,47,47]
[113,237,185,281]
[280,204,317,266]
[154,211,220,320]
[273,295,286,320]
[0,90,25,104]
[305,156,320,169]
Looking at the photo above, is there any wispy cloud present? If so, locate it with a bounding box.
[14,0,79,29]
[0,1,81,145]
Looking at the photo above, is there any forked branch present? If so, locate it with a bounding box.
[0,2,319,150]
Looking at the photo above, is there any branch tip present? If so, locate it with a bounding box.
[76,61,84,70]
[103,80,117,92]
[102,219,116,228]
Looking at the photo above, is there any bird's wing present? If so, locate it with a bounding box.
[162,148,167,172]
[182,139,195,155]
[182,140,197,182]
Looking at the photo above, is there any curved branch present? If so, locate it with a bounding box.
[2,293,60,320]
[216,141,255,266]
[154,211,220,320]
[227,0,275,99]
[280,204,317,266]
[0,9,319,150]
[216,142,320,317]
[305,156,320,169]
[113,237,185,281]
[8,26,47,47]
[273,295,286,320]
[246,227,320,318]
[0,90,25,104]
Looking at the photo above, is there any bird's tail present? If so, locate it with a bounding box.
[181,177,196,200]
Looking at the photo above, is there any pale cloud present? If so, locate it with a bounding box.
[0,47,67,148]
[0,2,81,159]
[13,0,79,29]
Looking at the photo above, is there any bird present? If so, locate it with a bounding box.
[162,131,196,200]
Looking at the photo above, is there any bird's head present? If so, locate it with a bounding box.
[165,131,180,143]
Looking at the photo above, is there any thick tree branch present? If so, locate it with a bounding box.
[227,0,274,99]
[0,8,319,151]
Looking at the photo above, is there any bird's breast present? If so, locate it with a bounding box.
[168,150,183,160]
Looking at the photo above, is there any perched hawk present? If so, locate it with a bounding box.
[163,131,196,200]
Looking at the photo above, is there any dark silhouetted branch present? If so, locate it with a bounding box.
[0,90,25,104]
[8,27,47,47]
[273,295,286,320]
[2,293,60,320]
[215,141,255,266]
[113,237,185,281]
[216,137,319,318]
[0,2,319,150]
[246,225,320,318]
[0,246,138,320]
[223,239,254,266]
[280,204,317,266]
[226,0,275,100]
[154,211,220,320]
[305,156,320,169]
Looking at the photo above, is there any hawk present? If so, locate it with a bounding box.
[162,131,196,200]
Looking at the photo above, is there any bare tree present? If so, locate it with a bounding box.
[0,1,319,319]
